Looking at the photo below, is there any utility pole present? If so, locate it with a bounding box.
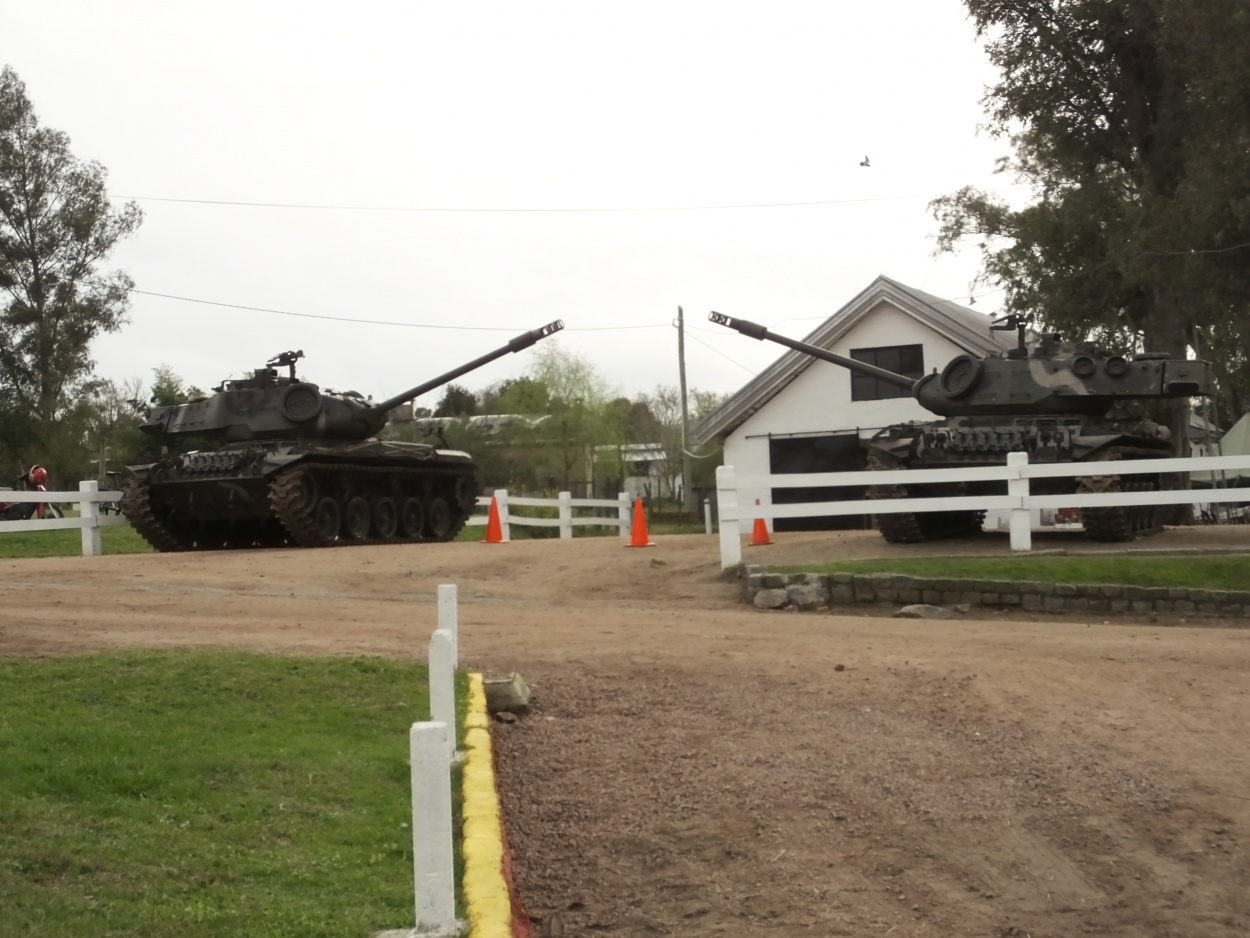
[677,306,694,513]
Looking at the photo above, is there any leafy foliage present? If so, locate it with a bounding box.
[149,364,205,407]
[0,66,142,477]
[433,383,478,418]
[386,342,724,500]
[931,1,1250,434]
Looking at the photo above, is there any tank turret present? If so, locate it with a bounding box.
[709,312,1212,417]
[140,320,565,442]
[709,310,1213,544]
[122,321,565,552]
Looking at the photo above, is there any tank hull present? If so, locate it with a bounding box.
[862,415,1174,543]
[122,440,478,551]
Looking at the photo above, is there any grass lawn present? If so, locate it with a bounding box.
[0,651,466,938]
[0,525,152,559]
[773,554,1250,591]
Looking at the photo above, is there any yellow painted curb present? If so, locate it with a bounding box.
[462,672,511,938]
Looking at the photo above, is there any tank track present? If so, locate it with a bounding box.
[122,479,292,551]
[125,481,293,551]
[1080,477,1163,541]
[269,462,476,548]
[875,509,926,544]
[123,460,476,553]
[122,478,192,552]
[1078,446,1168,542]
[269,469,325,547]
[867,483,985,544]
[874,508,987,544]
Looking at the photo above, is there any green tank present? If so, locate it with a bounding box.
[709,311,1213,543]
[122,321,564,551]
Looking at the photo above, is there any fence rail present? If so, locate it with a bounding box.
[0,482,127,555]
[464,489,632,541]
[1,482,639,555]
[716,452,1250,568]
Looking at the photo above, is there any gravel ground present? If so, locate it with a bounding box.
[2,526,1249,937]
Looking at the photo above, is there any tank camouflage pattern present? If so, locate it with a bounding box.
[122,321,564,551]
[709,311,1213,543]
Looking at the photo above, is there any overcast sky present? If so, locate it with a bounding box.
[2,0,1015,410]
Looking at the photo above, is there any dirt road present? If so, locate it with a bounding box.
[3,528,1249,937]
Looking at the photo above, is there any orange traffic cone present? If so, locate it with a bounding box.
[626,497,654,547]
[749,499,772,546]
[484,495,505,544]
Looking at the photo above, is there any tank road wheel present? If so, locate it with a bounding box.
[296,471,319,512]
[372,497,399,538]
[344,496,371,539]
[314,496,342,540]
[400,497,425,539]
[425,495,453,540]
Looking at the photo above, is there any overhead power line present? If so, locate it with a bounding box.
[112,193,928,213]
[682,327,758,375]
[129,289,668,331]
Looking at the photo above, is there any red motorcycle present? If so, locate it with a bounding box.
[0,465,63,521]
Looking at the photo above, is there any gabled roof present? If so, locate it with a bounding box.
[693,275,1014,444]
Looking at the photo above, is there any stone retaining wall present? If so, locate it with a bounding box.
[742,564,1250,618]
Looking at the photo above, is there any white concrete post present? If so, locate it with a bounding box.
[437,584,458,667]
[704,498,712,535]
[617,492,631,542]
[558,491,573,539]
[494,488,511,542]
[1007,451,1032,552]
[410,722,455,934]
[716,465,741,570]
[79,480,101,557]
[428,630,456,760]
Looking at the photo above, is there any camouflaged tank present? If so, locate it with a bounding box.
[122,321,564,551]
[709,311,1213,543]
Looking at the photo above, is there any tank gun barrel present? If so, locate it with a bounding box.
[373,319,565,413]
[709,311,915,391]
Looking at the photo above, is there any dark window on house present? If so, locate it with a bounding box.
[849,344,924,401]
[768,434,870,531]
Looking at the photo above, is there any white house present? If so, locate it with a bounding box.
[693,275,1015,531]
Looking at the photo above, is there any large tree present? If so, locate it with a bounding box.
[931,1,1250,442]
[527,343,611,491]
[0,65,142,470]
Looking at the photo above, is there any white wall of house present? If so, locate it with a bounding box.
[723,300,975,532]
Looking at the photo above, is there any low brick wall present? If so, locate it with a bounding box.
[742,564,1250,618]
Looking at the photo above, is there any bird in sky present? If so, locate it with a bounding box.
[859,155,871,167]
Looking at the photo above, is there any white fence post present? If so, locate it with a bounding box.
[1007,452,1032,552]
[558,491,573,539]
[410,722,455,935]
[704,497,712,535]
[79,480,101,557]
[494,488,511,542]
[437,584,458,667]
[716,465,741,571]
[428,630,457,761]
[617,492,631,542]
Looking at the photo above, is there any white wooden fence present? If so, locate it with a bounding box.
[2,485,665,557]
[0,481,127,556]
[465,488,632,541]
[716,452,1250,568]
[0,483,637,556]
